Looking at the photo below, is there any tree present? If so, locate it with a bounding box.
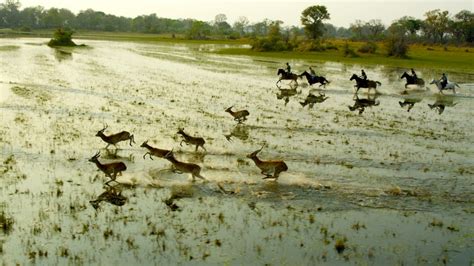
[213,13,231,35]
[300,5,330,40]
[451,10,474,43]
[186,20,211,39]
[423,9,450,43]
[233,16,249,37]
[365,19,385,39]
[20,6,44,29]
[349,20,365,40]
[0,0,21,27]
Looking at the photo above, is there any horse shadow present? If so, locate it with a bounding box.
[276,83,301,106]
[427,95,458,115]
[300,92,329,109]
[399,98,423,112]
[348,94,380,114]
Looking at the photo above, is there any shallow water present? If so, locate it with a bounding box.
[1,38,473,264]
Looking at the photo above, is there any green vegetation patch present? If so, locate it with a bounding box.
[0,45,20,51]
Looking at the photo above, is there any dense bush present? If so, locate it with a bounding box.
[251,38,291,51]
[47,28,77,47]
[295,40,325,52]
[343,42,359,57]
[358,42,378,53]
[385,35,409,57]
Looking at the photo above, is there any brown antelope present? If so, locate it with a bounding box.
[141,140,171,160]
[177,128,206,151]
[164,150,206,181]
[225,106,250,123]
[88,151,127,185]
[246,145,288,180]
[96,124,135,149]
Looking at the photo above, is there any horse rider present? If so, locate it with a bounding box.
[286,62,292,74]
[440,73,447,89]
[309,66,316,77]
[411,68,417,81]
[360,69,368,86]
[360,69,367,81]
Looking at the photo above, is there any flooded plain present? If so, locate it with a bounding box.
[1,38,473,265]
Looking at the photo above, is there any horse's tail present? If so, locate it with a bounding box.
[455,83,460,88]
[376,81,382,86]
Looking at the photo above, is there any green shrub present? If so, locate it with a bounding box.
[386,35,409,58]
[358,42,378,53]
[295,40,326,52]
[343,42,359,57]
[48,28,77,47]
[251,38,290,52]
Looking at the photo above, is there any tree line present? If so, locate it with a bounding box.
[0,0,472,45]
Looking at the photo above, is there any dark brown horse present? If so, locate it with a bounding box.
[299,71,330,87]
[350,74,381,94]
[401,72,425,88]
[277,69,298,87]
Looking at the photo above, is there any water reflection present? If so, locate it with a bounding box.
[90,184,127,209]
[299,92,329,108]
[399,97,423,112]
[348,94,380,114]
[102,148,135,162]
[427,95,458,115]
[276,85,300,106]
[53,48,72,62]
[224,124,249,142]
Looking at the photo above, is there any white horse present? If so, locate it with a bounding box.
[430,79,460,94]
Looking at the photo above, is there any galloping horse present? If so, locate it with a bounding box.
[401,72,425,88]
[350,74,381,94]
[430,79,459,94]
[276,69,298,87]
[299,71,330,87]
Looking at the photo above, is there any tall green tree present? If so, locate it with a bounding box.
[0,0,21,27]
[423,9,450,43]
[300,5,330,40]
[451,10,474,43]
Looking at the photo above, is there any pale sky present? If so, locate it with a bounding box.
[19,0,473,27]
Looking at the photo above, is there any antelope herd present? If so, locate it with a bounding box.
[88,67,460,203]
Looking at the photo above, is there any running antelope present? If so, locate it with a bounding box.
[177,128,206,151]
[141,140,171,160]
[246,145,288,180]
[96,124,135,149]
[225,106,250,123]
[164,150,206,181]
[88,151,127,185]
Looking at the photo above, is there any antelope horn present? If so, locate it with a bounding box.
[99,124,108,132]
[165,149,174,157]
[256,144,265,153]
[93,151,100,158]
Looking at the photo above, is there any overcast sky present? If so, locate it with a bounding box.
[19,0,473,27]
